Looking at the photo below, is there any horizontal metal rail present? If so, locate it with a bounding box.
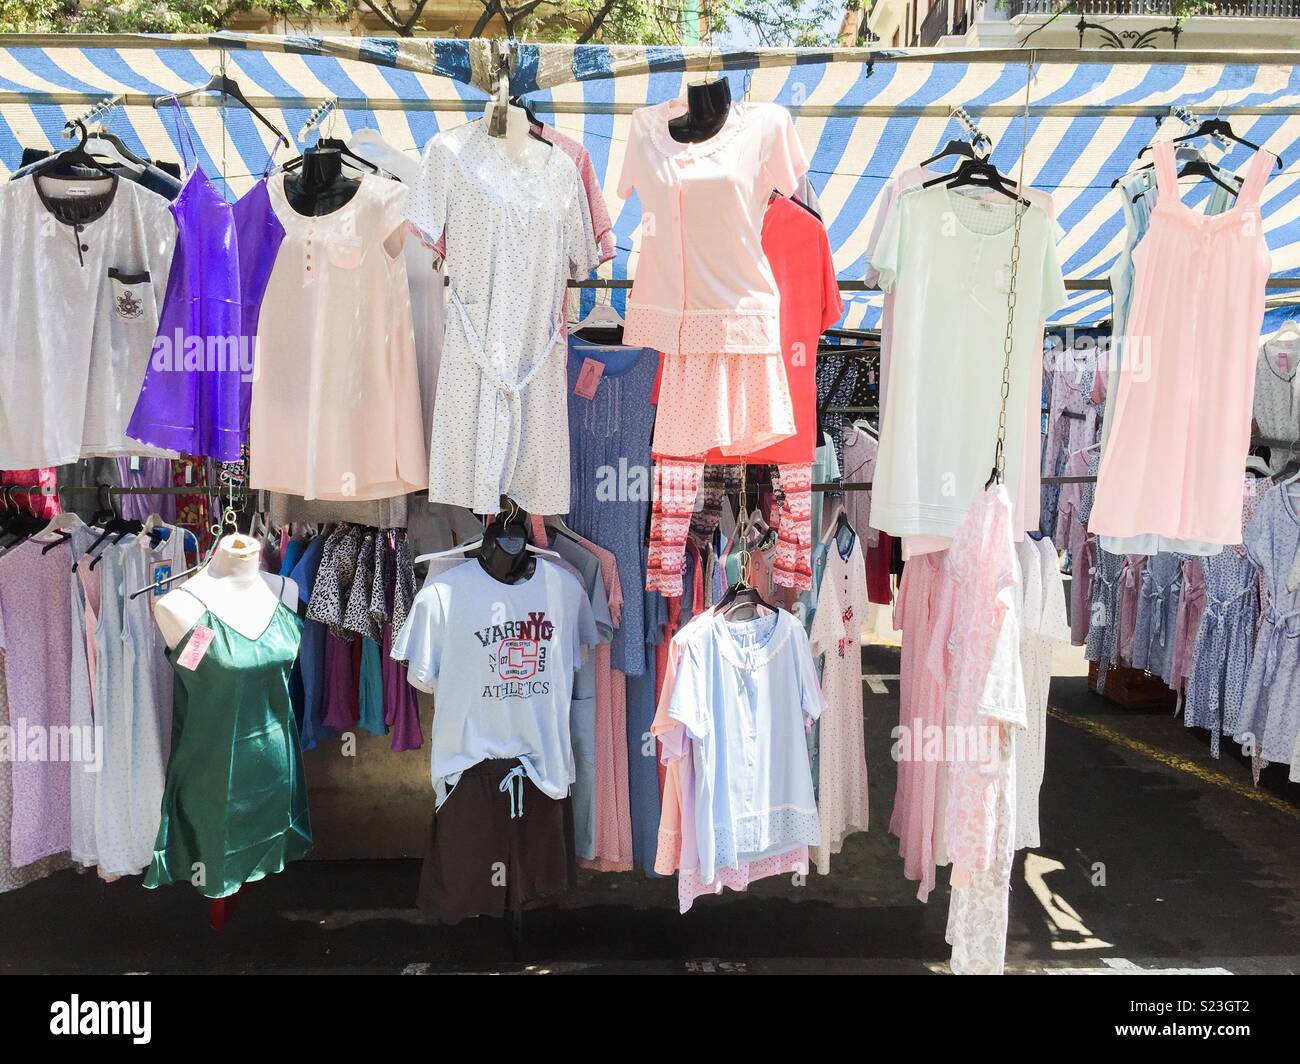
[9,90,1300,121]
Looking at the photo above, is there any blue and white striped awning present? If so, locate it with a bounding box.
[3,34,1300,332]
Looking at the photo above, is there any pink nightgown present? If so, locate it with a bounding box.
[1090,141,1275,550]
[926,486,1027,976]
[889,549,950,902]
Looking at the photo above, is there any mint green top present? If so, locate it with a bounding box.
[144,594,311,899]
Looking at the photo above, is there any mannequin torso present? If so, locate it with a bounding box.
[283,145,362,217]
[475,518,537,584]
[155,533,298,649]
[481,101,551,170]
[668,78,732,144]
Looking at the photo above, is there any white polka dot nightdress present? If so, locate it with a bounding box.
[409,121,601,516]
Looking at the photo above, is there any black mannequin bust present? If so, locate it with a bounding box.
[475,519,537,585]
[668,78,732,144]
[283,144,362,217]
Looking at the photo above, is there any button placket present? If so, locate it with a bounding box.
[304,224,316,282]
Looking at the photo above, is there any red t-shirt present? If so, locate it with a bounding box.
[703,194,842,465]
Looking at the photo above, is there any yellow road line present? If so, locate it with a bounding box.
[1047,705,1300,822]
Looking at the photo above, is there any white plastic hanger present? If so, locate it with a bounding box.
[1271,317,1300,344]
[572,291,625,333]
[79,132,145,173]
[1280,468,1300,498]
[31,509,84,541]
[414,537,482,565]
[412,522,560,567]
[347,128,417,184]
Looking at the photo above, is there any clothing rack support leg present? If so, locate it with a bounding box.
[210,886,243,933]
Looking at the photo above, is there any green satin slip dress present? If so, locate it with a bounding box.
[144,592,312,898]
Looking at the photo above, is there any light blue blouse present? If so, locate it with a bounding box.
[667,609,825,883]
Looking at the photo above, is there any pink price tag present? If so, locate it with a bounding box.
[1279,352,1291,373]
[573,357,606,400]
[176,625,216,671]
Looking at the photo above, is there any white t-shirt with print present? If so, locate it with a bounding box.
[392,557,598,804]
[0,175,178,467]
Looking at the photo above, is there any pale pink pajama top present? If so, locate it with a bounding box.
[617,100,809,355]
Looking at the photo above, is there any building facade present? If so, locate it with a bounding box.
[865,0,1300,50]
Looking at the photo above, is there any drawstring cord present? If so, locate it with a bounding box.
[498,765,527,819]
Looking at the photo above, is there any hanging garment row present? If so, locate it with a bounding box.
[0,74,1291,981]
[1037,115,1296,782]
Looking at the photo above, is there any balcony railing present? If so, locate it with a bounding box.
[918,0,951,44]
[1007,0,1300,15]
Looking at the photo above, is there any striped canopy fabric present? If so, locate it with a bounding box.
[2,34,1300,332]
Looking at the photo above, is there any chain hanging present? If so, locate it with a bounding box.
[736,461,752,586]
[211,448,248,547]
[987,55,1036,489]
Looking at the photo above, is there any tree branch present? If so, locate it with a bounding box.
[400,0,430,34]
[577,0,619,42]
[469,0,499,37]
[357,0,403,33]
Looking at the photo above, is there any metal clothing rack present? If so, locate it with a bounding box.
[567,277,1300,291]
[18,485,214,496]
[821,437,1300,491]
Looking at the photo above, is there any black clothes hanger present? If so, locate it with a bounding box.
[922,156,1031,207]
[669,78,732,144]
[158,72,288,150]
[0,488,42,546]
[72,488,135,571]
[716,559,777,618]
[716,489,776,617]
[1176,156,1244,198]
[832,508,858,558]
[544,515,584,546]
[574,322,625,346]
[921,138,983,169]
[29,120,117,182]
[1139,117,1282,168]
[770,188,821,220]
[86,515,145,570]
[791,193,822,220]
[81,127,148,169]
[1115,149,1243,199]
[41,527,73,553]
[322,135,386,174]
[475,501,536,585]
[89,484,116,529]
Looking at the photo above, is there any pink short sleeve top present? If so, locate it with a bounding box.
[617,100,809,356]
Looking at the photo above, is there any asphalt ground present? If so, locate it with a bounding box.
[1,643,1296,975]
